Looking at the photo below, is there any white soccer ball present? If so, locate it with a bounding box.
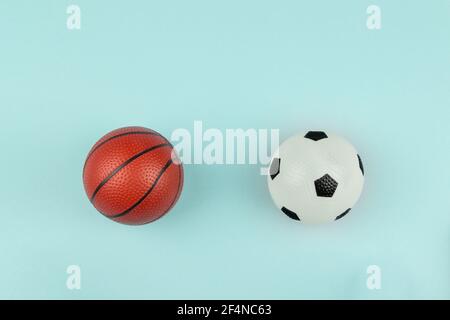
[267,131,365,224]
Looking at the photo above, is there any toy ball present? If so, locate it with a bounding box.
[83,126,183,225]
[267,131,364,224]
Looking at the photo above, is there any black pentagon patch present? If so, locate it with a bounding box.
[314,174,338,197]
[357,154,364,176]
[281,207,300,221]
[335,208,351,221]
[305,131,328,141]
[269,158,281,180]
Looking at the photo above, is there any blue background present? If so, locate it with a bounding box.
[0,0,449,299]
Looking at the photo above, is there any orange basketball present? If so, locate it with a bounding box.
[83,126,183,225]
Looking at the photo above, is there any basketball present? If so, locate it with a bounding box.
[83,126,183,225]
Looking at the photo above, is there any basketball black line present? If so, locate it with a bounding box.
[132,164,183,225]
[83,130,164,174]
[110,159,174,219]
[89,143,171,202]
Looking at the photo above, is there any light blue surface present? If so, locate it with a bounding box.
[0,0,449,299]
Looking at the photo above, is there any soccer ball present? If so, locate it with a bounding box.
[267,131,365,224]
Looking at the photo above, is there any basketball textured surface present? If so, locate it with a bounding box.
[83,127,183,225]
